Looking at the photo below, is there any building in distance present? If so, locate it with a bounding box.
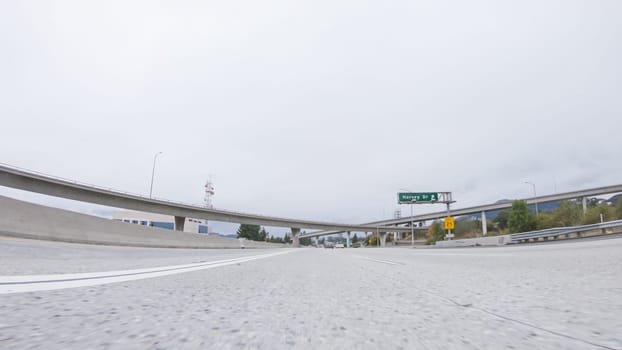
[112,210,209,234]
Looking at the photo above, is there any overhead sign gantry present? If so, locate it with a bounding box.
[397,191,456,242]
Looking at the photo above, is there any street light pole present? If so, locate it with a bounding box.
[150,152,163,199]
[398,188,416,247]
[410,204,414,247]
[525,181,538,215]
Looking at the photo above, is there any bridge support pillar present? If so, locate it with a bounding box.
[346,231,351,247]
[291,227,300,247]
[582,197,588,214]
[314,237,319,246]
[393,231,398,244]
[379,232,387,247]
[174,216,185,231]
[481,211,487,236]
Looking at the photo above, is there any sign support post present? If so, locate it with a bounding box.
[398,192,456,242]
[410,204,414,247]
[445,202,454,240]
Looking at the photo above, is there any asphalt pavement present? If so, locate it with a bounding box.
[1,236,621,349]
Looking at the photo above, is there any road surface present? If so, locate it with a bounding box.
[1,236,621,349]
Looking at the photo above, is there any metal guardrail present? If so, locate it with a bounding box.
[509,220,622,242]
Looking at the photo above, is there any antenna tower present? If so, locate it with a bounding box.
[204,178,215,209]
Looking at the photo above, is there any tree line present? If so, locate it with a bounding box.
[236,224,365,246]
[236,224,293,244]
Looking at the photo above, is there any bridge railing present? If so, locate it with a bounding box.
[509,220,622,242]
[0,162,210,208]
[0,162,383,224]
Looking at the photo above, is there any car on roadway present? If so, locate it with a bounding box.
[334,243,345,248]
[323,242,335,248]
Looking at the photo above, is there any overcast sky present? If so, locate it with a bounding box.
[1,1,621,234]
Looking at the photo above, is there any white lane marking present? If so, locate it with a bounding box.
[0,250,298,294]
[358,256,403,265]
[411,252,510,257]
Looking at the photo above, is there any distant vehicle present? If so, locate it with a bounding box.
[351,242,362,248]
[323,242,335,248]
[335,243,345,248]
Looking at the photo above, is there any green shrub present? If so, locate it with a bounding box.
[426,222,445,243]
[536,211,556,230]
[553,200,582,226]
[583,204,616,225]
[508,200,537,233]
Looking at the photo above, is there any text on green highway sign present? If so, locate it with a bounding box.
[398,192,439,204]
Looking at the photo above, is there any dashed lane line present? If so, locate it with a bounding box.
[357,256,404,265]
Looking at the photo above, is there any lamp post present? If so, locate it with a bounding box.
[525,181,538,215]
[410,204,414,247]
[150,152,163,199]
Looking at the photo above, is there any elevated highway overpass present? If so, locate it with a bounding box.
[302,183,622,243]
[0,164,410,246]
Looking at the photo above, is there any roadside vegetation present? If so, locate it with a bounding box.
[236,224,292,243]
[426,197,622,244]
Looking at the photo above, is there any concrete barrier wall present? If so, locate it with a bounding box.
[435,235,511,248]
[0,195,284,249]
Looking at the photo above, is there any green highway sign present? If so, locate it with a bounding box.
[398,192,439,204]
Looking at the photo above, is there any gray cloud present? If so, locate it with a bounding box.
[1,0,621,234]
